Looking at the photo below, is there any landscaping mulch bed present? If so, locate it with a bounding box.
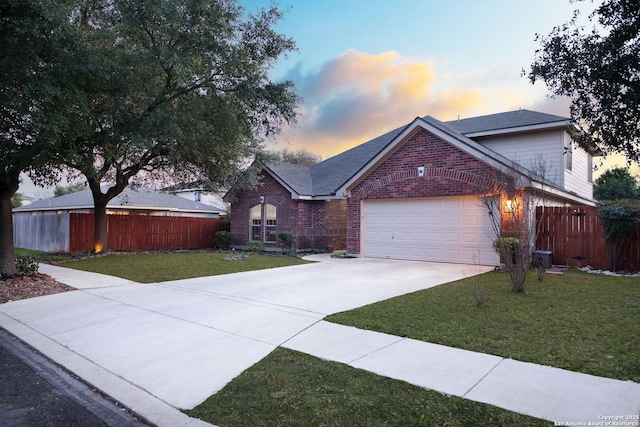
[0,274,73,304]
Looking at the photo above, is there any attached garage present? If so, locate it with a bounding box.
[361,196,499,265]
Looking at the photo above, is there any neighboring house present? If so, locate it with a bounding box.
[13,187,224,217]
[228,109,599,265]
[164,183,229,214]
[13,187,224,252]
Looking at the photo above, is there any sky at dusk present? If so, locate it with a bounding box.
[18,0,637,198]
[244,0,635,176]
[244,0,600,156]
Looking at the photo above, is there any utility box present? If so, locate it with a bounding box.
[532,250,552,268]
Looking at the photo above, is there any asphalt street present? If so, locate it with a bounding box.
[0,327,151,427]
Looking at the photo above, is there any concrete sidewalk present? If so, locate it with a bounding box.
[1,256,639,426]
[284,321,640,425]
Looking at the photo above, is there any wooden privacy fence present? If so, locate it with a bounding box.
[14,213,221,252]
[536,206,640,271]
[69,213,222,252]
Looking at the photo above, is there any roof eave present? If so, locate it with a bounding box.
[530,181,596,206]
[462,120,569,138]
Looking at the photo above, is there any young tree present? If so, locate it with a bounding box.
[527,0,640,161]
[58,0,299,253]
[0,0,85,275]
[593,167,640,200]
[597,200,640,271]
[477,156,552,292]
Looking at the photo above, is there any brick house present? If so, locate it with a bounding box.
[227,109,598,265]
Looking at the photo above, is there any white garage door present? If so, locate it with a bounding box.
[361,197,499,265]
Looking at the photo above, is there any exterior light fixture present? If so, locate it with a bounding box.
[503,199,517,213]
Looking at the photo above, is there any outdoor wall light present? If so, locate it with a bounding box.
[503,199,517,213]
[418,166,425,177]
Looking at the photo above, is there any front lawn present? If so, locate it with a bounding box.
[57,252,312,283]
[326,269,640,382]
[185,348,549,427]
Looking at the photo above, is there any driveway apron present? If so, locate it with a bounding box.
[0,256,486,412]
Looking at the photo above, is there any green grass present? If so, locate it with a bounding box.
[58,252,312,283]
[14,248,73,262]
[185,348,550,427]
[327,269,640,383]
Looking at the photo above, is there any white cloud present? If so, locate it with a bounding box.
[277,49,553,157]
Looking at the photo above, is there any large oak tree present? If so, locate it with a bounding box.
[58,0,299,252]
[1,0,87,275]
[527,0,640,161]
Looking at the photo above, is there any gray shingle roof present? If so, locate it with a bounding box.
[14,187,224,214]
[265,109,569,198]
[267,162,314,195]
[445,109,568,134]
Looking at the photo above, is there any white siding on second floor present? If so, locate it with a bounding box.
[473,129,594,201]
[473,130,565,189]
[564,134,594,199]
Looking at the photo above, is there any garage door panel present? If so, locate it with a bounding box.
[362,197,498,265]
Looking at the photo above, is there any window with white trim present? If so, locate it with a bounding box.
[565,137,573,171]
[249,203,277,242]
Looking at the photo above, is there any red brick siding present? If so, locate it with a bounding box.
[230,173,297,248]
[230,172,347,251]
[346,128,506,254]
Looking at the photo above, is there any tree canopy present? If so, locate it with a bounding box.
[1,0,87,274]
[54,183,88,197]
[52,0,299,252]
[0,0,299,272]
[527,0,640,161]
[593,167,640,200]
[271,148,323,166]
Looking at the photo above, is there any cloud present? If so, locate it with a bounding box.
[275,49,556,158]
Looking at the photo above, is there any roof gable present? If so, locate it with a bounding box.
[335,116,533,196]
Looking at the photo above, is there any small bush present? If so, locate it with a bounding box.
[492,237,520,255]
[215,231,232,250]
[15,256,39,274]
[278,231,295,254]
[246,240,264,253]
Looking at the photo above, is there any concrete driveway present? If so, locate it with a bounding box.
[0,255,489,421]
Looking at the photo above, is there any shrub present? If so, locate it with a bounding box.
[15,256,38,274]
[492,237,520,256]
[278,231,295,254]
[215,231,232,250]
[246,240,264,253]
[597,200,640,271]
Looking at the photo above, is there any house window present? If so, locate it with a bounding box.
[565,137,573,171]
[265,204,277,242]
[588,154,593,183]
[249,203,277,242]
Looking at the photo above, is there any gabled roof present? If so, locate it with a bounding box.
[335,115,534,197]
[14,187,224,214]
[262,109,591,204]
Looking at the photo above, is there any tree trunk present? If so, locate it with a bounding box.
[0,175,19,276]
[92,193,109,253]
[87,177,131,254]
